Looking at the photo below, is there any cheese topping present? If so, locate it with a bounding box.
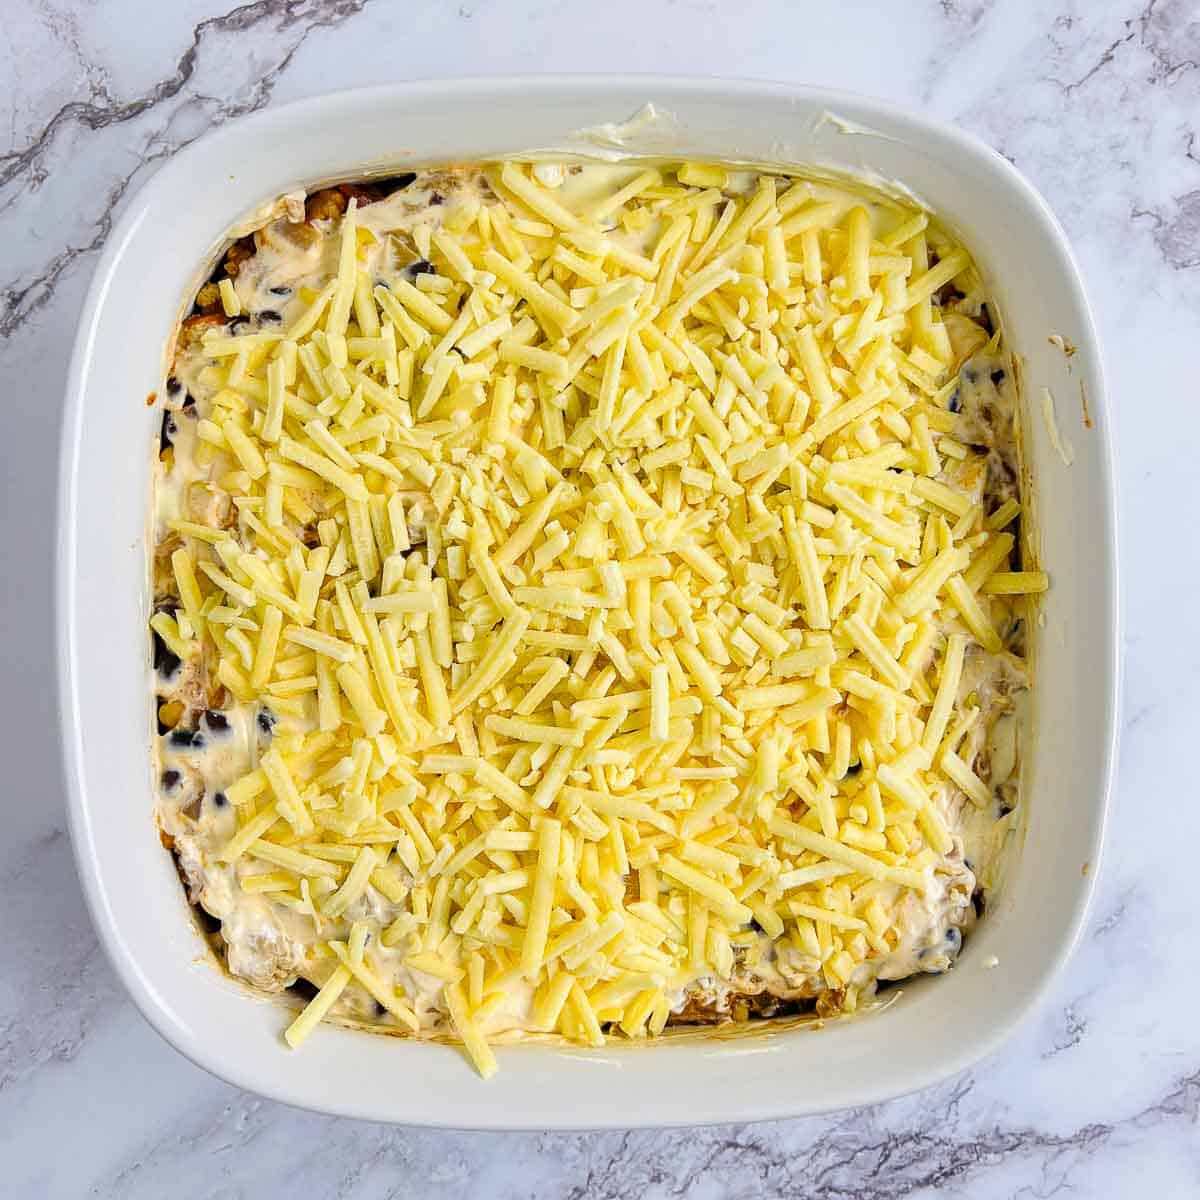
[153,161,1037,1078]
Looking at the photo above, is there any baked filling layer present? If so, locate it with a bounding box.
[151,160,1041,1077]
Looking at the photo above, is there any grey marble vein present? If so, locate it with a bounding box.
[69,1067,1200,1199]
[1093,884,1137,937]
[1042,1003,1087,1059]
[3,0,368,188]
[0,0,372,340]
[1,0,1197,1195]
[0,828,118,1096]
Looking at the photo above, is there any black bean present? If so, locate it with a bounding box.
[948,388,962,413]
[166,375,184,398]
[990,368,1006,386]
[257,707,276,737]
[161,769,181,791]
[269,285,293,297]
[287,977,320,1002]
[964,366,978,383]
[152,631,181,678]
[169,728,205,750]
[159,410,177,454]
[203,709,230,734]
[408,259,435,276]
[213,791,228,808]
[945,926,962,954]
[196,907,222,935]
[258,309,282,325]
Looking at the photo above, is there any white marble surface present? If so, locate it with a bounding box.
[0,0,1194,1193]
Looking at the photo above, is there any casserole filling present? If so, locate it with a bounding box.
[151,161,1043,1075]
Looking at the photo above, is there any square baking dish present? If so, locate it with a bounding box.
[57,76,1118,1128]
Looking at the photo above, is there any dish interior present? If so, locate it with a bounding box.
[151,156,1041,1077]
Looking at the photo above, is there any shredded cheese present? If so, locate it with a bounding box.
[155,158,1039,1079]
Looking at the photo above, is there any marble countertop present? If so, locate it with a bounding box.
[1,0,1194,1194]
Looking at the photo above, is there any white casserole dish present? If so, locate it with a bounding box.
[57,76,1118,1128]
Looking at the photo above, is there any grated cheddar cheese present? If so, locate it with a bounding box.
[152,161,1039,1079]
